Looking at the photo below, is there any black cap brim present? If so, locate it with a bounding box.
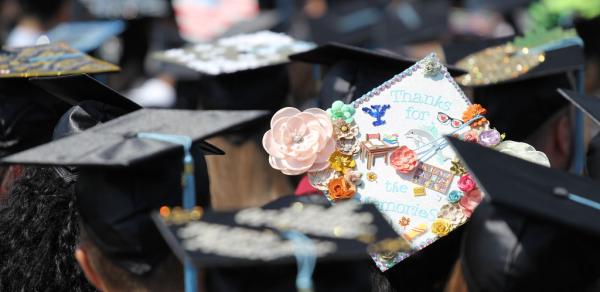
[29,74,141,113]
[289,43,466,77]
[558,88,600,125]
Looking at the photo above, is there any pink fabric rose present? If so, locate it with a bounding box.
[390,146,418,173]
[459,189,483,217]
[263,107,335,175]
[457,174,476,192]
[462,130,479,143]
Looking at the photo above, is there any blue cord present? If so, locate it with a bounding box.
[137,132,198,292]
[413,114,483,163]
[27,53,85,62]
[568,194,600,211]
[282,231,317,292]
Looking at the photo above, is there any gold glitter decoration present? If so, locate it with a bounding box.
[0,42,119,78]
[455,44,545,86]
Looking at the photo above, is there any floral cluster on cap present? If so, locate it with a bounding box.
[263,101,363,201]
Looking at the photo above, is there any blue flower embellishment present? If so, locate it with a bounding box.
[448,190,463,203]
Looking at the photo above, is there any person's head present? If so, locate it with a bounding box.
[0,166,94,292]
[75,226,183,292]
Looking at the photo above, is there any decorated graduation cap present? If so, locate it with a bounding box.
[154,31,314,111]
[0,43,120,157]
[45,20,125,53]
[289,43,465,107]
[154,194,406,291]
[0,42,120,78]
[262,51,546,271]
[1,109,267,276]
[451,29,585,143]
[447,136,600,292]
[78,0,169,19]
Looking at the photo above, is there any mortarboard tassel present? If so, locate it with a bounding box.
[137,132,199,292]
[282,231,317,292]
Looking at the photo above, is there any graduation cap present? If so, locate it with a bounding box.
[289,42,466,107]
[45,20,126,53]
[449,137,600,236]
[455,37,584,141]
[448,137,600,291]
[155,31,314,111]
[0,42,120,78]
[153,194,407,291]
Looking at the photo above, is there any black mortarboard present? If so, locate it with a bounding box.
[448,137,600,291]
[449,137,600,236]
[29,74,141,113]
[1,109,267,275]
[289,43,465,107]
[154,194,407,291]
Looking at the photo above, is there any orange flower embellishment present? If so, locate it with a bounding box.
[390,146,418,173]
[462,104,488,128]
[399,216,410,228]
[327,177,356,201]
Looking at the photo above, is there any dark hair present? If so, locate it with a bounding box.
[79,225,184,292]
[0,166,96,292]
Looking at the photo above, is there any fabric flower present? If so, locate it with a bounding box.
[344,170,362,186]
[390,146,418,173]
[448,190,463,203]
[263,107,335,175]
[328,151,356,174]
[438,204,467,226]
[457,174,476,192]
[495,140,550,167]
[327,177,356,201]
[459,189,483,217]
[307,168,336,191]
[478,129,501,147]
[462,130,479,143]
[333,119,359,139]
[462,104,488,128]
[336,138,360,155]
[431,218,452,237]
[327,100,356,123]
